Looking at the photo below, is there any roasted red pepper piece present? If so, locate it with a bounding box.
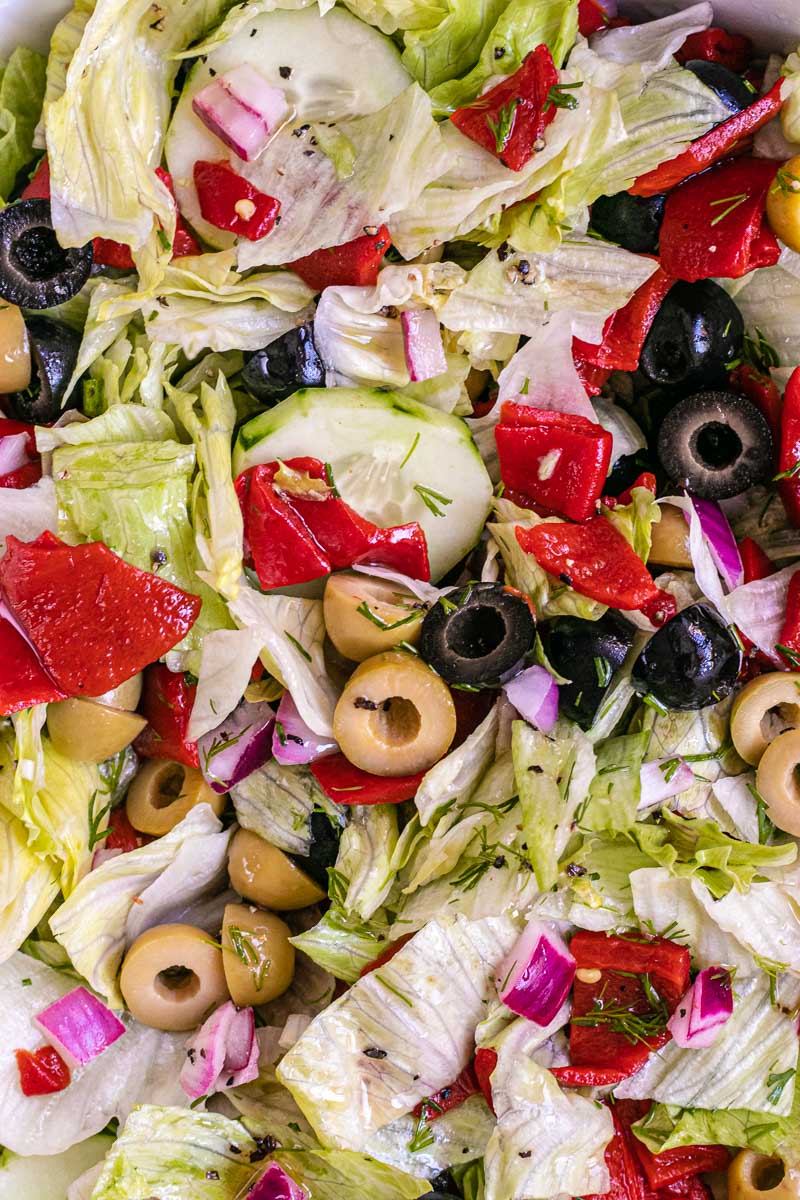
[607,472,658,509]
[739,536,775,583]
[16,1046,71,1096]
[310,753,425,805]
[0,533,201,697]
[515,518,677,624]
[659,157,780,282]
[450,45,559,172]
[730,362,782,445]
[0,463,42,489]
[412,1064,480,1122]
[359,932,414,978]
[21,155,51,200]
[632,1139,730,1189]
[473,1047,497,1113]
[104,805,142,853]
[777,570,800,667]
[675,28,752,73]
[495,403,612,522]
[237,464,332,590]
[583,1106,645,1200]
[155,168,202,258]
[578,0,609,37]
[568,930,690,1078]
[0,616,65,716]
[630,81,784,198]
[0,417,41,489]
[574,268,675,374]
[289,226,391,291]
[779,367,800,528]
[550,1064,630,1087]
[574,358,612,397]
[194,160,280,240]
[134,663,199,770]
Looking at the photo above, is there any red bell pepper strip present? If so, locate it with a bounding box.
[450,45,559,172]
[675,28,753,73]
[412,1064,480,1122]
[574,268,675,374]
[630,80,784,198]
[359,932,415,978]
[567,930,690,1079]
[779,367,800,527]
[104,805,142,853]
[602,472,658,510]
[550,1064,630,1087]
[21,155,51,200]
[0,616,65,716]
[515,517,678,624]
[134,664,200,770]
[495,403,612,522]
[730,363,782,446]
[631,1139,731,1190]
[473,1047,497,1113]
[777,570,800,667]
[578,0,609,37]
[310,753,425,805]
[573,358,612,397]
[738,536,775,583]
[289,226,391,291]
[0,533,201,697]
[583,1106,645,1200]
[16,1046,71,1096]
[659,158,780,282]
[237,458,429,589]
[194,160,280,240]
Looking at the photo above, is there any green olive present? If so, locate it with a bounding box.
[755,728,800,836]
[126,760,226,836]
[89,673,143,712]
[221,902,295,1007]
[731,672,800,765]
[0,303,31,394]
[333,649,456,776]
[323,572,426,662]
[119,923,229,1032]
[228,828,326,910]
[47,697,147,763]
[728,1151,800,1200]
[648,504,691,569]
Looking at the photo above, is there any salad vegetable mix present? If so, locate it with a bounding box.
[4,1,800,1198]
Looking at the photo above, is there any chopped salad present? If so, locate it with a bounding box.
[2,1,800,1199]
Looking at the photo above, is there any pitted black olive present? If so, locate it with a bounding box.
[590,192,666,254]
[6,316,81,422]
[604,450,657,498]
[684,60,754,113]
[288,807,341,890]
[631,602,742,711]
[0,200,92,309]
[419,582,535,687]
[640,280,743,391]
[539,612,636,730]
[657,390,773,499]
[242,322,325,404]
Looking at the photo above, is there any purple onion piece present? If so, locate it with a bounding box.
[247,1161,307,1200]
[638,758,695,811]
[272,690,338,766]
[690,496,744,592]
[34,986,125,1069]
[502,665,559,733]
[401,309,447,382]
[667,966,733,1049]
[496,919,575,1026]
[198,699,275,794]
[192,65,289,162]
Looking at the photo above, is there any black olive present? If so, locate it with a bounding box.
[640,280,743,392]
[631,602,742,711]
[539,612,636,730]
[288,808,341,890]
[419,583,535,687]
[684,60,754,113]
[6,316,81,422]
[604,450,657,498]
[657,389,773,499]
[589,192,666,254]
[242,321,325,404]
[0,200,92,309]
[427,1170,457,1195]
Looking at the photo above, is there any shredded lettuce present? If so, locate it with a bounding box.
[335,806,399,921]
[231,758,341,856]
[0,1133,113,1200]
[291,906,392,984]
[630,869,758,972]
[0,46,46,201]
[579,732,650,834]
[401,0,510,91]
[415,704,499,826]
[0,476,58,557]
[633,1102,796,1157]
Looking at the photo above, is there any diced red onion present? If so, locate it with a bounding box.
[273,690,338,766]
[502,666,559,734]
[192,65,290,162]
[247,1161,307,1200]
[401,309,447,382]
[34,986,125,1069]
[688,497,743,592]
[0,432,32,475]
[638,758,695,812]
[179,1002,258,1099]
[667,967,733,1048]
[198,699,275,794]
[496,919,576,1026]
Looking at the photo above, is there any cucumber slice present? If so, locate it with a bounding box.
[233,388,493,582]
[166,7,411,250]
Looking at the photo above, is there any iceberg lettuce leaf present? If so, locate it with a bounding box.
[633,1101,796,1157]
[335,805,399,921]
[0,46,47,201]
[290,906,392,984]
[231,759,341,857]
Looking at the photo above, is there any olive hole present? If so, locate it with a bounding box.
[155,765,186,810]
[445,605,507,660]
[12,226,72,282]
[692,421,742,470]
[155,964,200,1002]
[373,696,421,747]
[761,704,800,744]
[751,1159,785,1191]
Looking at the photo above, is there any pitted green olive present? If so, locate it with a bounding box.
[228,828,326,910]
[90,673,143,712]
[648,504,692,569]
[47,697,147,763]
[730,672,800,766]
[333,650,456,776]
[323,572,426,662]
[755,727,800,836]
[221,902,295,1007]
[119,923,229,1032]
[728,1151,800,1200]
[126,760,225,836]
